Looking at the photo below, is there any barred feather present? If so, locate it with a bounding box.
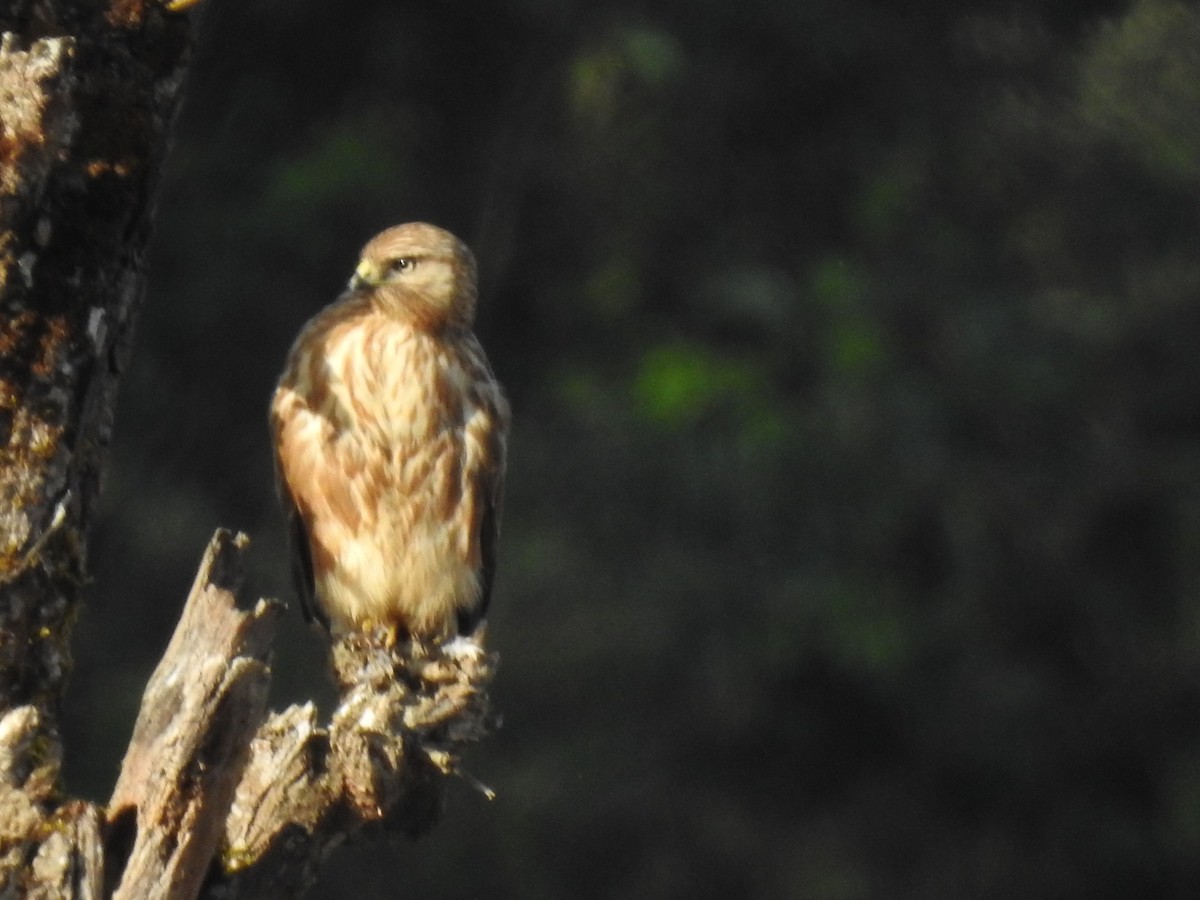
[270,223,509,640]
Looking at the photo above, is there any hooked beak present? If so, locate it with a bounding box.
[348,258,380,292]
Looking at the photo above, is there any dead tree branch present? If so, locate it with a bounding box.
[106,531,281,900]
[102,530,497,900]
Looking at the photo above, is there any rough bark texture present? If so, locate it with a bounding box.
[1,2,193,894]
[0,1,192,706]
[102,531,497,900]
[106,530,280,900]
[1,3,499,897]
[213,629,496,899]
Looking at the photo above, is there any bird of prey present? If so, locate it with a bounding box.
[270,222,509,643]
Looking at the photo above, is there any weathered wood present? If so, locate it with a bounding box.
[107,530,281,900]
[211,630,498,898]
[77,527,498,899]
[28,801,104,900]
[96,530,497,899]
[0,704,99,895]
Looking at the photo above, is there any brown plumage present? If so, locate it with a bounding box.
[270,222,509,641]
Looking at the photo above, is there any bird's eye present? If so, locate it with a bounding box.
[388,258,416,274]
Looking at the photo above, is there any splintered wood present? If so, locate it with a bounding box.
[103,530,498,899]
[218,627,498,898]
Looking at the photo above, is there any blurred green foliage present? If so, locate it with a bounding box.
[57,0,1200,897]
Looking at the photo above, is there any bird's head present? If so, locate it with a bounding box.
[348,222,478,330]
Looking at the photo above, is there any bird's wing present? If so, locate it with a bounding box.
[270,393,327,629]
[284,485,324,628]
[476,452,505,622]
[459,362,510,634]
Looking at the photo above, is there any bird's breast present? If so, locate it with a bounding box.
[321,318,464,448]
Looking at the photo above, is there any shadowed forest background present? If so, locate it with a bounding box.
[56,0,1200,897]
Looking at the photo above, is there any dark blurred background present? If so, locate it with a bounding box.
[59,1,1200,897]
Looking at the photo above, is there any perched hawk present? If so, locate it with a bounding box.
[270,223,509,642]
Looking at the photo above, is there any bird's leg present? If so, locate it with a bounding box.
[380,623,401,650]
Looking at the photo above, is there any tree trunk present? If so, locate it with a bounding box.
[1,2,194,892]
[0,5,497,897]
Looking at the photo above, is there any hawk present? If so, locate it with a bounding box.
[270,222,509,643]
